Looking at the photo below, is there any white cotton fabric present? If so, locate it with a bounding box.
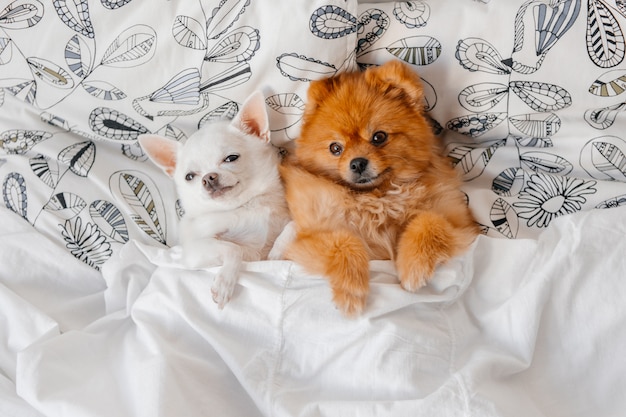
[3,206,624,417]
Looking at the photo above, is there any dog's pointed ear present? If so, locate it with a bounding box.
[137,134,180,177]
[365,60,425,107]
[231,90,270,142]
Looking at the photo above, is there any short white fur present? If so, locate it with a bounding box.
[138,91,290,308]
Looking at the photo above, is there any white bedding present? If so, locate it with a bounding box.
[1,205,625,417]
[2,0,626,416]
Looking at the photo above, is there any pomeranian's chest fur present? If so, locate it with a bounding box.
[344,181,428,260]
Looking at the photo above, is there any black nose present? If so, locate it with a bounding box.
[202,172,219,190]
[350,158,369,174]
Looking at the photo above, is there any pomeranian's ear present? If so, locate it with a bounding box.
[231,90,270,143]
[137,135,180,177]
[365,60,425,107]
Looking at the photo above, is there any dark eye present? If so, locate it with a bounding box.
[185,173,196,181]
[371,131,388,146]
[329,142,343,156]
[224,154,239,163]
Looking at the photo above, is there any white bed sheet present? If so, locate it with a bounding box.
[1,206,625,417]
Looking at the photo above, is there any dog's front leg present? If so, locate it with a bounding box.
[211,240,243,309]
[286,229,370,317]
[396,211,458,292]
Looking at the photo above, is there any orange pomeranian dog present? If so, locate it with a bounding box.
[279,60,479,316]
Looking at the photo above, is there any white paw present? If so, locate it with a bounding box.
[211,269,238,309]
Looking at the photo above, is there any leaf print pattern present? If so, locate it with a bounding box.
[393,1,430,29]
[44,192,86,220]
[0,0,43,29]
[88,107,148,140]
[90,200,129,243]
[3,172,27,220]
[0,129,52,154]
[60,216,112,269]
[173,15,206,50]
[310,5,359,39]
[53,0,94,38]
[490,198,519,239]
[588,69,626,96]
[205,0,249,40]
[65,34,93,78]
[509,81,572,112]
[26,57,75,89]
[205,26,260,63]
[30,154,60,187]
[101,25,156,67]
[110,171,166,245]
[58,140,96,177]
[580,136,626,181]
[587,0,625,68]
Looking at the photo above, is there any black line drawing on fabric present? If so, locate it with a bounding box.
[205,26,259,63]
[266,93,305,141]
[511,135,554,148]
[60,216,112,270]
[82,80,126,100]
[175,199,184,220]
[109,170,167,245]
[30,154,61,187]
[101,25,156,68]
[455,38,511,75]
[173,15,206,50]
[3,80,36,104]
[580,135,626,180]
[88,107,149,140]
[43,191,86,220]
[0,37,12,64]
[198,101,239,128]
[2,172,27,220]
[58,140,95,177]
[384,36,441,66]
[493,167,527,197]
[589,69,626,96]
[513,173,596,228]
[447,139,507,181]
[585,101,626,129]
[520,151,573,175]
[459,83,509,112]
[0,129,52,154]
[356,8,390,55]
[276,53,337,82]
[53,0,94,39]
[490,198,519,238]
[133,68,210,119]
[446,113,508,138]
[101,0,133,10]
[26,57,74,89]
[0,89,4,107]
[205,0,250,40]
[310,5,360,39]
[393,1,430,29]
[587,0,625,68]
[596,193,626,208]
[509,113,561,137]
[509,81,572,112]
[90,200,129,243]
[65,34,94,79]
[504,0,581,74]
[0,1,44,29]
[121,142,148,162]
[155,124,187,142]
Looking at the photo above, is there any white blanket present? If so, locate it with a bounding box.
[2,206,625,417]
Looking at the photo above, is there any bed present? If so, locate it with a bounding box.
[1,0,625,416]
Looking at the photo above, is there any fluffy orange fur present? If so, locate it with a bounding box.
[280,60,479,316]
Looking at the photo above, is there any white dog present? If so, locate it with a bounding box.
[138,91,290,308]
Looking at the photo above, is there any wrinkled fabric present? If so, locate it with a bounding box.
[2,207,624,417]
